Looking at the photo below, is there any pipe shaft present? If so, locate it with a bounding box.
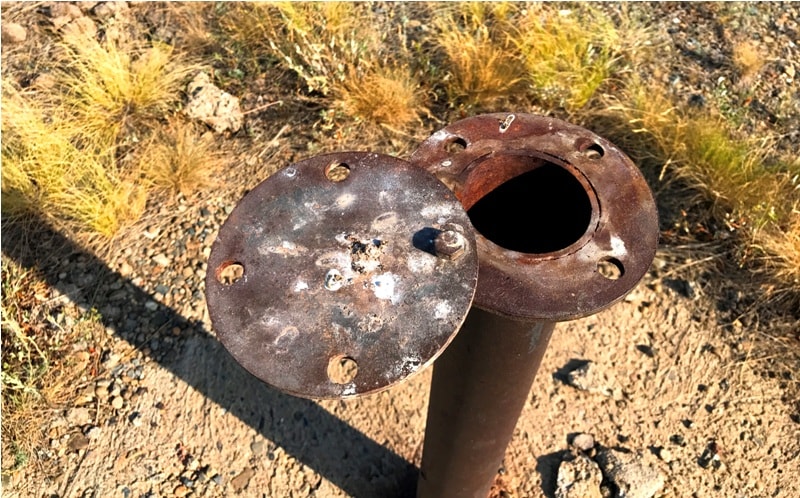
[417,308,555,498]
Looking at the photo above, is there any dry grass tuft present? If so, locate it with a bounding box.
[220,2,375,95]
[431,3,524,110]
[1,256,107,476]
[219,3,424,131]
[339,65,427,132]
[593,78,800,298]
[751,177,800,300]
[56,31,198,146]
[137,117,222,196]
[513,6,622,112]
[1,82,146,239]
[732,40,765,82]
[2,22,207,242]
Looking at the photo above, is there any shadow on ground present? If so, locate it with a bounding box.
[2,216,418,498]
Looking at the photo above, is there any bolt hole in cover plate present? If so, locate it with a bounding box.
[205,152,478,399]
[410,113,659,322]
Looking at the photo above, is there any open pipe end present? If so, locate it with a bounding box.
[410,113,659,322]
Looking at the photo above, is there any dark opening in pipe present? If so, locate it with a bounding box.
[467,163,592,254]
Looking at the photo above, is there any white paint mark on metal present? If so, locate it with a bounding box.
[372,272,399,302]
[421,203,455,223]
[407,252,436,274]
[371,212,400,232]
[266,240,307,257]
[610,235,627,256]
[434,300,452,320]
[336,193,356,209]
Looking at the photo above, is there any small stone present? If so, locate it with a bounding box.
[556,453,603,498]
[65,407,91,426]
[182,266,195,279]
[74,350,91,365]
[211,474,223,486]
[250,439,266,455]
[1,22,27,44]
[62,16,97,38]
[230,468,255,493]
[571,433,595,452]
[173,484,191,497]
[184,72,244,133]
[119,262,133,277]
[564,362,622,399]
[104,353,121,369]
[129,412,142,427]
[657,447,673,463]
[92,1,128,21]
[111,396,124,410]
[46,3,83,29]
[595,449,664,498]
[67,433,90,452]
[109,290,127,301]
[85,426,102,440]
[145,300,158,311]
[153,253,170,267]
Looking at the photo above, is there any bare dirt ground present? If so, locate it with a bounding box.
[2,3,800,498]
[4,224,799,498]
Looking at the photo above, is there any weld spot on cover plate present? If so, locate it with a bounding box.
[205,152,478,399]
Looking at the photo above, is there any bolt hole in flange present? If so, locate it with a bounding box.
[216,262,244,285]
[445,137,468,154]
[597,257,624,280]
[325,162,351,182]
[467,163,592,254]
[327,355,358,384]
[583,143,605,159]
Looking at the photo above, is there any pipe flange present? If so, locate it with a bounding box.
[410,113,659,321]
[206,152,478,399]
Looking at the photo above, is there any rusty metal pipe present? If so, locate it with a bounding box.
[410,113,659,498]
[418,311,555,498]
[206,113,657,498]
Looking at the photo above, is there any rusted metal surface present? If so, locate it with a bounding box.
[205,152,478,399]
[412,113,659,498]
[409,112,659,322]
[417,311,555,498]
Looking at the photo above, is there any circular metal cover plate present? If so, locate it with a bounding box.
[410,113,659,322]
[205,152,478,399]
